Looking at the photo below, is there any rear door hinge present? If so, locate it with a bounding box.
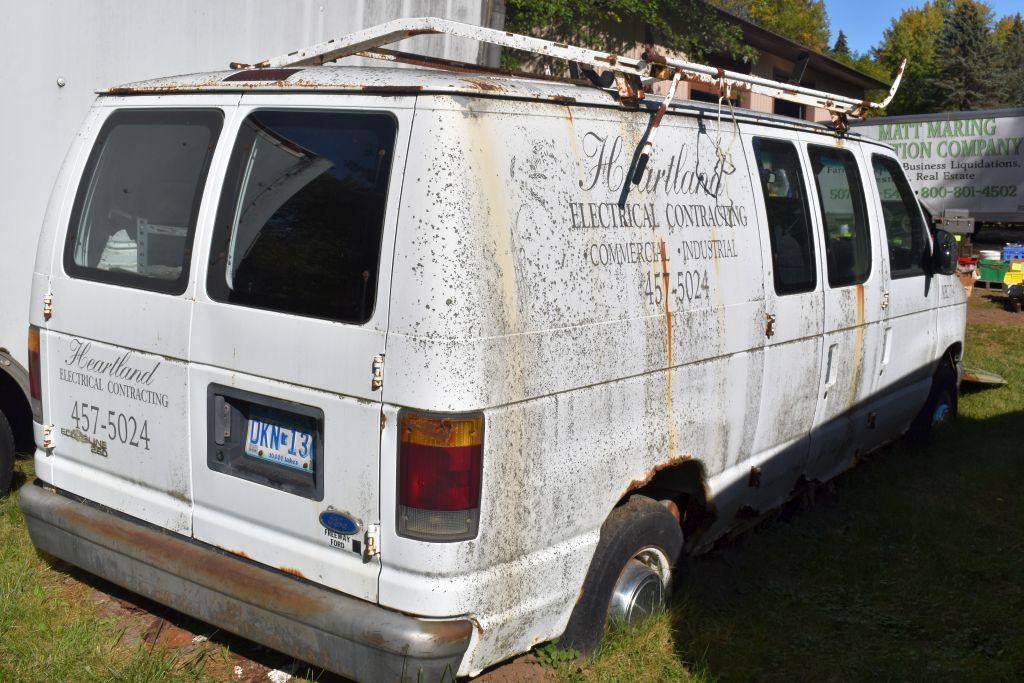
[881,290,890,310]
[371,354,385,391]
[765,312,776,338]
[43,294,53,321]
[363,523,380,562]
[42,424,54,451]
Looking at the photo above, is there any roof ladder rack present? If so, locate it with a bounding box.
[240,17,905,130]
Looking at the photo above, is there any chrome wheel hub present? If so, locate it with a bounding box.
[609,548,670,623]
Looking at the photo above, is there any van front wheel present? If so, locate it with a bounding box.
[908,361,958,443]
[560,495,683,653]
[0,410,14,495]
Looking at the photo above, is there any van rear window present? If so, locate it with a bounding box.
[64,109,223,294]
[207,110,397,324]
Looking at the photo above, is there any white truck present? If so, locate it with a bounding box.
[19,18,965,681]
[852,108,1024,231]
[0,1,504,493]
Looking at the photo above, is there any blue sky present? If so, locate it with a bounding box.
[824,0,1024,54]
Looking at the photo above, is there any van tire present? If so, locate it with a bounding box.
[907,361,957,444]
[560,495,683,653]
[0,409,14,495]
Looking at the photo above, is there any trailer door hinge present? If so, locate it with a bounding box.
[363,523,380,562]
[43,294,53,321]
[371,354,384,391]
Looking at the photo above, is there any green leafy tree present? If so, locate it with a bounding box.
[993,13,1024,106]
[503,0,754,70]
[713,0,831,51]
[872,1,945,114]
[931,0,998,110]
[832,30,850,58]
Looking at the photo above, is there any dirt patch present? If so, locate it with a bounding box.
[476,654,558,682]
[967,291,1023,327]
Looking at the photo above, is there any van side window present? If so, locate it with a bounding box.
[64,109,223,294]
[207,111,397,323]
[751,138,817,295]
[871,155,927,278]
[807,146,871,288]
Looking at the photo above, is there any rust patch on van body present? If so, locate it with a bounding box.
[279,566,306,579]
[464,78,504,92]
[623,453,693,497]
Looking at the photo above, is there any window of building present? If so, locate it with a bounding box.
[752,138,817,295]
[207,110,397,324]
[65,109,223,294]
[871,155,927,278]
[808,145,872,287]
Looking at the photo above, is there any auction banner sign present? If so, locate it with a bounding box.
[852,108,1024,224]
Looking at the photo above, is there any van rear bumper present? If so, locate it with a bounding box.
[19,481,472,681]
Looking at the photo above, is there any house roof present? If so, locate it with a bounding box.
[714,8,890,91]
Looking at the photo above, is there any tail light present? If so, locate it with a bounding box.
[28,325,43,422]
[398,411,483,542]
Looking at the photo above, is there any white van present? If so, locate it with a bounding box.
[21,19,965,681]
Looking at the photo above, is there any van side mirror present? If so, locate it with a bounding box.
[931,230,958,276]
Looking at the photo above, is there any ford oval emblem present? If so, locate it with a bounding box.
[319,510,362,536]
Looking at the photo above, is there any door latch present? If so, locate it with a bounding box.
[371,354,384,391]
[363,523,380,562]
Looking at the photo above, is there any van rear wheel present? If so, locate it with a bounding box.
[561,495,683,653]
[0,410,14,495]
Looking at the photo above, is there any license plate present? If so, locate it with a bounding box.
[244,406,316,472]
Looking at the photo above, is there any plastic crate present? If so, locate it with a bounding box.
[1003,245,1024,260]
[1005,270,1024,286]
[979,259,1009,283]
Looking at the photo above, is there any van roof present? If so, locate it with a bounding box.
[105,65,884,142]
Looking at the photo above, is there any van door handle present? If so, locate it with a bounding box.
[824,343,838,390]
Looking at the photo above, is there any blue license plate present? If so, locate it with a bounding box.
[244,406,315,472]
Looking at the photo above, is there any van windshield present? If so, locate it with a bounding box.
[65,109,223,294]
[207,110,397,324]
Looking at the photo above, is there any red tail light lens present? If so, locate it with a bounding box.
[28,326,42,422]
[398,412,483,542]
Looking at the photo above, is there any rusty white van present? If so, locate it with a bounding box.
[20,18,964,681]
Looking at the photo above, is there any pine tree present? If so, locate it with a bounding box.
[833,30,851,58]
[993,14,1024,107]
[931,0,998,111]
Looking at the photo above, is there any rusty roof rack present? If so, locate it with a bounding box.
[239,17,905,129]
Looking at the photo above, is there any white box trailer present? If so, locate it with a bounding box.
[851,108,1024,230]
[0,1,504,492]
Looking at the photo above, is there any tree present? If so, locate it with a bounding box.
[872,1,945,114]
[832,30,850,58]
[931,0,998,111]
[714,0,831,52]
[503,0,755,71]
[993,13,1024,106]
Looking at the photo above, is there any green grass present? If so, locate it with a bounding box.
[2,321,1021,681]
[0,461,232,683]
[572,321,1024,681]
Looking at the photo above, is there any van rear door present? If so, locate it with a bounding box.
[188,96,413,602]
[44,102,229,534]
